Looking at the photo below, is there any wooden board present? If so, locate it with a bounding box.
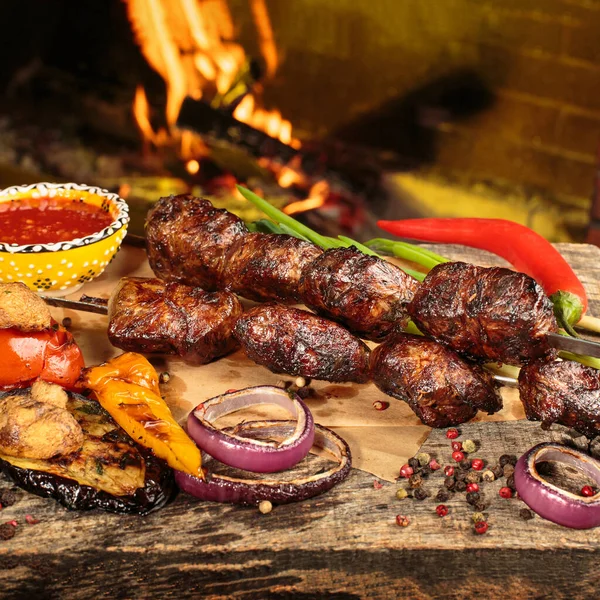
[1,243,600,599]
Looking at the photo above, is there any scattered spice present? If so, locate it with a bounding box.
[408,474,423,489]
[455,480,467,492]
[25,515,40,525]
[482,470,496,482]
[499,487,513,499]
[455,470,467,482]
[372,400,389,411]
[408,458,420,470]
[459,459,471,471]
[466,483,480,493]
[503,464,515,478]
[420,465,433,476]
[473,501,487,512]
[519,508,534,520]
[466,492,481,506]
[159,371,171,384]
[373,480,384,490]
[0,490,16,507]
[396,515,410,527]
[452,451,465,462]
[61,316,72,328]
[446,428,459,439]
[436,504,449,517]
[414,488,429,501]
[416,452,431,467]
[294,377,306,388]
[444,466,455,477]
[462,439,477,453]
[436,489,450,503]
[465,471,481,484]
[499,454,517,467]
[396,488,409,500]
[0,523,15,540]
[474,521,489,535]
[429,459,441,471]
[399,464,414,478]
[581,485,595,497]
[451,441,463,452]
[471,458,484,471]
[506,475,516,490]
[491,465,504,479]
[471,512,486,524]
[258,500,273,514]
[5,520,17,527]
[444,476,456,490]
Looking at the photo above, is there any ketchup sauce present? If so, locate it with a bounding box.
[0,197,114,244]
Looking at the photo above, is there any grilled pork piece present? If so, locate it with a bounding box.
[299,247,419,341]
[371,333,502,427]
[0,282,52,331]
[519,359,600,438]
[222,233,323,302]
[234,304,371,383]
[408,262,557,366]
[108,277,243,365]
[146,194,248,291]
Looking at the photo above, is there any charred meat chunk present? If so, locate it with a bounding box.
[146,194,248,291]
[0,282,52,331]
[408,262,557,366]
[108,277,242,365]
[371,333,502,428]
[299,247,419,341]
[234,304,371,383]
[222,233,323,303]
[519,359,600,438]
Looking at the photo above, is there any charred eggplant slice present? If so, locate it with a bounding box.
[0,390,175,515]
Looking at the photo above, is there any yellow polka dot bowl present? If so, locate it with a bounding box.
[0,182,129,297]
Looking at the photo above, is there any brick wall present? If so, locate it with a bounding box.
[231,0,600,204]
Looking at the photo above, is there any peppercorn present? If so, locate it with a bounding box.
[519,508,534,520]
[414,488,429,500]
[429,459,441,471]
[455,470,467,482]
[452,451,465,462]
[459,459,471,471]
[420,464,433,476]
[492,465,504,479]
[499,486,513,499]
[503,464,515,478]
[61,316,72,328]
[462,439,477,453]
[416,452,431,467]
[506,474,516,490]
[466,491,481,506]
[408,473,423,489]
[482,469,496,483]
[436,489,450,503]
[465,471,481,484]
[0,523,15,540]
[396,488,409,500]
[455,480,467,492]
[499,454,517,467]
[396,515,410,527]
[0,490,16,507]
[466,482,480,493]
[296,386,311,399]
[399,464,414,478]
[444,466,454,477]
[471,458,484,471]
[473,501,487,512]
[581,485,595,497]
[446,428,459,439]
[159,371,171,384]
[474,521,489,535]
[444,476,456,490]
[372,400,389,411]
[259,500,273,514]
[436,504,449,517]
[451,441,462,452]
[471,512,486,524]
[408,458,420,470]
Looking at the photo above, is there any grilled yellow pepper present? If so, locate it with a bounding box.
[81,352,202,478]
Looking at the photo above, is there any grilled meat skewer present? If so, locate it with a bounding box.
[234,304,371,383]
[408,261,558,366]
[371,333,503,427]
[519,359,600,439]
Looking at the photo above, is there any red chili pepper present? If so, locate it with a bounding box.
[377,218,589,334]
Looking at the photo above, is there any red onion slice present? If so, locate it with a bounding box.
[187,386,315,473]
[515,443,600,529]
[176,420,351,505]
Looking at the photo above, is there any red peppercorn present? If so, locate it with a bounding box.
[429,459,441,471]
[581,485,595,497]
[451,441,462,452]
[396,515,410,527]
[452,451,465,462]
[444,465,455,477]
[471,458,484,471]
[373,400,390,411]
[446,428,459,439]
[499,486,513,499]
[474,521,489,535]
[373,480,383,490]
[399,464,414,478]
[436,504,449,517]
[466,482,480,493]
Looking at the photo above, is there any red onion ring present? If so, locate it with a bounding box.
[176,420,351,505]
[515,442,600,529]
[187,386,315,473]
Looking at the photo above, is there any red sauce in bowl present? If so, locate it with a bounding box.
[0,197,114,245]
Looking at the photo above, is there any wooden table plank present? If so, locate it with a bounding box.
[1,243,600,599]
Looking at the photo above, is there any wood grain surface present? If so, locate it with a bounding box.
[1,243,600,600]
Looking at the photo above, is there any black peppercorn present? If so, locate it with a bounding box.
[465,471,481,484]
[408,473,423,489]
[507,474,516,490]
[420,465,433,476]
[408,458,420,470]
[473,501,487,512]
[0,523,15,541]
[466,491,481,505]
[444,476,456,490]
[519,508,534,521]
[455,480,467,492]
[436,489,450,503]
[492,465,504,479]
[0,489,16,507]
[499,454,517,467]
[459,459,471,471]
[455,470,467,482]
[414,488,429,501]
[503,464,515,478]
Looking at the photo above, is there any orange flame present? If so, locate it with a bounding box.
[126,0,298,151]
[283,181,329,215]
